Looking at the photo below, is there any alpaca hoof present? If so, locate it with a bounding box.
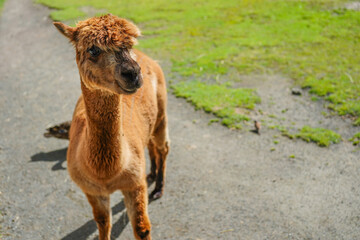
[138,229,150,239]
[136,226,151,239]
[149,189,163,200]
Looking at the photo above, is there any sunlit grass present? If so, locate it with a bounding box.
[50,7,86,21]
[172,81,260,128]
[37,0,360,125]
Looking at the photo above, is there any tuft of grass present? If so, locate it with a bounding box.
[296,126,342,147]
[353,118,360,126]
[269,125,295,139]
[268,114,277,119]
[172,81,260,128]
[349,132,360,146]
[311,96,319,102]
[208,118,219,125]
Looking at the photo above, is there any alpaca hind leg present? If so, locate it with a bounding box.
[122,184,151,240]
[149,117,170,200]
[146,140,157,185]
[85,194,112,240]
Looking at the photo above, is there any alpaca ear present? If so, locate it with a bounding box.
[53,22,77,42]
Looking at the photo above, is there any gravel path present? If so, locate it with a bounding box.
[0,0,359,239]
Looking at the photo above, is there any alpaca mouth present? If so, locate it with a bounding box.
[115,80,137,94]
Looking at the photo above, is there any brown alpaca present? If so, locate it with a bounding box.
[53,14,169,240]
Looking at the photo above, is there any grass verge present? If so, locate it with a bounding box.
[36,0,360,125]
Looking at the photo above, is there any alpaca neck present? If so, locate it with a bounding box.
[81,80,123,177]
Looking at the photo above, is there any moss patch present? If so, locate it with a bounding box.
[172,81,260,128]
[296,126,342,147]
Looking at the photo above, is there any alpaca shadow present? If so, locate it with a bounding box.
[62,188,157,240]
[61,199,129,240]
[30,147,67,170]
[31,147,156,239]
[31,147,131,238]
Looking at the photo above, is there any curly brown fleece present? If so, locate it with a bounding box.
[74,14,141,51]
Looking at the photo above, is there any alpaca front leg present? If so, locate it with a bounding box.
[122,184,151,240]
[85,194,112,240]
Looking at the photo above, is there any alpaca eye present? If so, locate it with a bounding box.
[88,46,101,57]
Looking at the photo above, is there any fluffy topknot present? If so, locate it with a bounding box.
[75,14,141,50]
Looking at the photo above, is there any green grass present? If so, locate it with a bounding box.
[172,81,260,128]
[37,0,360,125]
[0,0,5,13]
[50,7,86,21]
[269,125,295,139]
[268,124,343,147]
[296,126,342,147]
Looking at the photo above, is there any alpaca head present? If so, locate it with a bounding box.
[54,14,142,95]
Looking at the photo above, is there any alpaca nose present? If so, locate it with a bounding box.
[121,71,136,82]
[121,71,141,88]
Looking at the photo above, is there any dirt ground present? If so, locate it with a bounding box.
[0,0,359,239]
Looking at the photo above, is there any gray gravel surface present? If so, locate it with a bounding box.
[1,0,360,239]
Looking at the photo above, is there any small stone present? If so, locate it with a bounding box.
[291,88,302,96]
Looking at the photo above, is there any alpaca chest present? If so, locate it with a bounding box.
[67,134,144,195]
[68,157,144,196]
